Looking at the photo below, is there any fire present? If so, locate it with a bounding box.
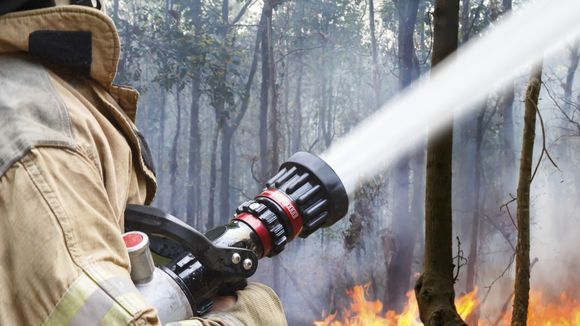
[315,285,580,325]
[314,284,477,326]
[490,291,580,326]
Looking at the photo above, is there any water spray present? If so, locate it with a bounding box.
[322,0,580,194]
[124,152,348,323]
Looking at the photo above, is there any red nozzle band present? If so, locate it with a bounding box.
[258,189,303,239]
[235,213,272,257]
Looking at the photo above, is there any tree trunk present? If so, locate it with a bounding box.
[266,2,282,294]
[157,89,168,209]
[415,0,465,324]
[563,42,580,113]
[268,12,279,176]
[464,109,484,325]
[259,1,273,181]
[169,89,182,215]
[410,147,426,265]
[387,0,420,312]
[206,126,220,230]
[510,62,543,326]
[465,111,483,293]
[218,126,234,225]
[186,0,202,227]
[369,0,382,109]
[499,0,516,195]
[187,79,202,227]
[291,0,304,154]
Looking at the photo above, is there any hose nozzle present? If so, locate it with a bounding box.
[235,152,349,256]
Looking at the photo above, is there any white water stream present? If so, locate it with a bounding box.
[321,0,580,195]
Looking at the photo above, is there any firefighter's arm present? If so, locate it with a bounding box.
[176,283,288,326]
[0,147,160,325]
[0,147,285,325]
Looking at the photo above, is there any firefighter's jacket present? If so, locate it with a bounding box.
[0,5,287,326]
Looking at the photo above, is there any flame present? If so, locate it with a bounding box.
[314,284,477,326]
[489,290,580,326]
[315,285,580,326]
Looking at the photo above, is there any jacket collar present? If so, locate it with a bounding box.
[0,5,120,89]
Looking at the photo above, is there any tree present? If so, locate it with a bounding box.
[169,87,184,215]
[498,0,517,198]
[387,0,420,312]
[510,62,543,326]
[186,0,203,227]
[415,0,466,324]
[205,0,259,226]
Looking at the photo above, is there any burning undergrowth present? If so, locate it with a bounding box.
[314,284,580,325]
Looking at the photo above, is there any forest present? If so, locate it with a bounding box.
[106,0,580,324]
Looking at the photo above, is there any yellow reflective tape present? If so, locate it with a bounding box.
[44,265,149,326]
[98,303,134,326]
[85,263,152,316]
[44,274,99,326]
[116,291,151,314]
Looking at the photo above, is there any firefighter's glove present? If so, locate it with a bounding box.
[202,282,287,326]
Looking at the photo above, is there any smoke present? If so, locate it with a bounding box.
[529,106,580,298]
[321,0,580,195]
[263,12,580,322]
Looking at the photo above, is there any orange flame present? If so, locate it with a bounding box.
[315,285,580,325]
[489,290,580,326]
[314,284,478,326]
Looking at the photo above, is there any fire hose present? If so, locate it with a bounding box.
[123,152,349,323]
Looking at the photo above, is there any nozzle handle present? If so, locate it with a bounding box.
[124,205,258,278]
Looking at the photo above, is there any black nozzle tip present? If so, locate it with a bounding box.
[282,152,349,229]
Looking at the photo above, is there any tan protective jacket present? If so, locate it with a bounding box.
[0,5,286,326]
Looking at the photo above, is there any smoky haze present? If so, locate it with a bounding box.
[105,0,580,324]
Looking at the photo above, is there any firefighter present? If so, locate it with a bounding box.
[0,1,287,325]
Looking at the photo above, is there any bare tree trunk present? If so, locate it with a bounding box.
[499,0,516,194]
[291,0,304,154]
[206,126,220,230]
[563,42,580,113]
[169,89,183,215]
[369,0,382,109]
[157,89,168,209]
[187,79,202,226]
[387,0,420,312]
[464,109,484,325]
[415,0,465,324]
[186,0,202,227]
[511,62,543,326]
[410,148,425,263]
[264,1,283,294]
[210,0,229,225]
[268,17,279,176]
[318,53,333,150]
[460,0,485,280]
[259,1,273,181]
[218,126,234,225]
[465,111,483,292]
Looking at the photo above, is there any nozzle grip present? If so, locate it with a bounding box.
[125,205,258,278]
